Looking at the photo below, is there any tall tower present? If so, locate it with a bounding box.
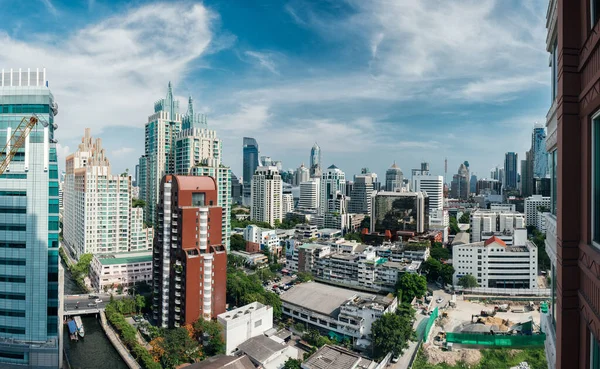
[243,137,260,203]
[320,164,346,214]
[0,67,61,368]
[385,162,403,191]
[310,143,321,178]
[504,152,519,191]
[251,166,283,226]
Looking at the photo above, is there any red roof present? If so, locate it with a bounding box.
[174,175,217,192]
[484,236,506,247]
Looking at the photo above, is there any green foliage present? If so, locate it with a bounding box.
[302,329,331,347]
[135,295,146,314]
[344,232,362,242]
[439,264,455,286]
[132,199,146,208]
[226,270,282,318]
[113,296,138,315]
[449,216,460,235]
[158,327,202,367]
[296,272,314,283]
[396,273,427,303]
[104,303,162,369]
[227,254,247,270]
[231,216,273,230]
[256,268,275,282]
[422,258,454,285]
[458,212,470,224]
[531,229,550,271]
[458,274,479,288]
[193,318,225,356]
[360,216,370,230]
[269,263,284,273]
[412,347,548,369]
[371,312,413,360]
[283,358,303,369]
[293,322,305,333]
[275,218,303,229]
[230,234,246,251]
[396,302,417,321]
[430,243,450,261]
[59,248,92,291]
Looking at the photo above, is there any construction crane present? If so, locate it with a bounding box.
[0,114,49,176]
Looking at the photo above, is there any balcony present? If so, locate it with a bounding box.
[175,299,181,305]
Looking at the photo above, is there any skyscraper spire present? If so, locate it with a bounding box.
[166,81,174,121]
[187,96,194,117]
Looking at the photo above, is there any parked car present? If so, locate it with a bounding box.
[436,297,444,304]
[87,303,97,307]
[88,295,98,300]
[95,299,103,303]
[392,354,400,363]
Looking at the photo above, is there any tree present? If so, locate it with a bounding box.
[296,272,314,283]
[132,199,146,208]
[371,313,413,360]
[283,358,302,369]
[422,258,442,282]
[439,264,455,286]
[449,216,460,235]
[230,234,246,251]
[158,327,202,367]
[458,211,470,224]
[135,294,146,314]
[193,319,225,356]
[344,232,362,242]
[396,273,427,303]
[429,246,450,261]
[458,274,479,288]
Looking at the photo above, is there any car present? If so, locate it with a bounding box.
[392,354,400,363]
[436,297,444,304]
[95,298,103,303]
[88,295,98,299]
[87,303,97,307]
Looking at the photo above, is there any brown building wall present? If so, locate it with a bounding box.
[210,246,227,317]
[246,241,261,254]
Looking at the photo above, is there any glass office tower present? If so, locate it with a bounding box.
[0,68,60,368]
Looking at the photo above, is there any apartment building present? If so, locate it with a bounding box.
[294,224,318,240]
[371,191,429,238]
[152,175,227,327]
[470,209,525,242]
[251,166,283,226]
[90,251,152,292]
[243,225,280,254]
[524,194,551,228]
[217,302,274,355]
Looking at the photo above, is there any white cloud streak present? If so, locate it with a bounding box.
[244,51,279,75]
[40,0,58,16]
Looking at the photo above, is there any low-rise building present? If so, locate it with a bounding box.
[90,251,153,292]
[217,302,274,355]
[470,208,526,242]
[230,251,269,267]
[244,225,280,253]
[237,335,298,369]
[302,345,377,369]
[281,282,397,349]
[295,223,318,239]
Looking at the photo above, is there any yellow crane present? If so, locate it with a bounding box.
[0,114,48,176]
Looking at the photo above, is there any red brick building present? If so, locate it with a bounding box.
[546,1,600,368]
[152,175,226,328]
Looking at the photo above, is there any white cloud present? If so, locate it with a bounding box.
[0,2,217,143]
[244,51,279,75]
[55,143,70,171]
[40,0,58,16]
[112,147,135,157]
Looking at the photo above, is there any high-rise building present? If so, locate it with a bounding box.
[251,166,283,226]
[371,191,429,237]
[174,97,231,250]
[450,163,469,199]
[294,163,310,185]
[412,175,444,211]
[503,152,518,191]
[261,156,272,167]
[524,195,551,228]
[385,162,403,192]
[470,174,477,194]
[152,175,226,328]
[299,179,320,210]
[243,137,260,202]
[532,124,548,178]
[320,165,346,214]
[142,82,182,225]
[63,129,153,259]
[310,143,321,178]
[231,173,243,205]
[282,193,294,215]
[0,67,61,368]
[137,154,147,201]
[411,162,430,178]
[476,178,502,195]
[348,174,374,214]
[520,151,534,197]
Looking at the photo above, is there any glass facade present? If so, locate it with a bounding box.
[0,77,60,368]
[242,137,260,195]
[551,149,558,215]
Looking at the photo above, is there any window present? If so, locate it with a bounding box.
[591,331,600,369]
[551,149,558,215]
[551,38,558,101]
[594,115,600,245]
[593,0,600,28]
[254,319,262,328]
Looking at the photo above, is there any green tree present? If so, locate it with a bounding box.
[344,232,362,242]
[429,245,450,261]
[396,273,427,303]
[458,211,470,224]
[193,319,225,356]
[449,216,460,235]
[283,358,302,369]
[396,302,416,321]
[360,216,370,230]
[422,258,442,282]
[458,274,479,288]
[296,272,314,283]
[159,327,201,367]
[132,199,146,208]
[230,234,246,251]
[135,294,146,314]
[371,313,413,360]
[439,264,455,286]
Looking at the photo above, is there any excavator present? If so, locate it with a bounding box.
[0,114,49,175]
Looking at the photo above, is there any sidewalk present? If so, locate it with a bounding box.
[99,311,141,369]
[392,315,428,369]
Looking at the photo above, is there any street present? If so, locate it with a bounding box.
[63,293,124,312]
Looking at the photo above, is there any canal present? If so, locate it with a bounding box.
[62,261,128,369]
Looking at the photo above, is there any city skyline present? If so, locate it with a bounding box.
[0,0,548,180]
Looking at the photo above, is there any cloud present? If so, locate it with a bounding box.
[0,2,218,143]
[244,51,279,75]
[112,147,135,157]
[40,0,58,16]
[55,143,70,171]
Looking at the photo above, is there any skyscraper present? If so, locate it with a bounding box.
[0,67,61,368]
[251,166,283,226]
[470,174,477,194]
[521,151,534,197]
[310,143,321,178]
[243,137,260,202]
[142,82,182,225]
[63,129,153,259]
[294,163,310,185]
[504,152,518,191]
[174,97,231,250]
[152,175,226,327]
[450,163,469,199]
[138,155,147,201]
[319,164,346,214]
[385,162,403,191]
[412,174,444,211]
[231,173,242,205]
[532,124,548,178]
[298,179,320,210]
[348,174,374,214]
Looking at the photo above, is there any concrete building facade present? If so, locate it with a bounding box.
[90,251,153,292]
[217,302,274,355]
[251,166,283,226]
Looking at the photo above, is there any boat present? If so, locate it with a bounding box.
[67,320,78,341]
[74,316,85,338]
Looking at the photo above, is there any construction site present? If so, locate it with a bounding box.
[414,292,548,368]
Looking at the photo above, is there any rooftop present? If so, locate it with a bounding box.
[452,232,471,245]
[96,251,152,265]
[181,355,255,369]
[237,335,286,364]
[302,345,375,369]
[217,302,268,321]
[484,236,507,247]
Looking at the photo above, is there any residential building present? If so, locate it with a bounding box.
[524,195,551,228]
[320,165,346,215]
[184,355,255,369]
[299,179,320,210]
[504,152,518,191]
[229,251,268,267]
[452,236,537,289]
[412,174,443,211]
[137,154,147,202]
[450,163,469,199]
[243,225,280,253]
[238,335,298,369]
[310,143,321,178]
[64,129,153,258]
[152,175,227,327]
[371,191,429,238]
[231,172,243,205]
[294,163,310,185]
[476,178,502,195]
[532,124,548,178]
[141,82,182,225]
[243,137,260,204]
[0,67,61,368]
[217,302,274,355]
[302,345,377,369]
[469,209,525,242]
[429,208,449,228]
[251,166,283,226]
[281,282,397,349]
[89,251,152,292]
[385,162,403,192]
[411,162,430,177]
[174,98,231,250]
[348,174,374,215]
[294,224,318,240]
[282,193,294,215]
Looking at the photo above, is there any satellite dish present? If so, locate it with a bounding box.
[52,102,58,116]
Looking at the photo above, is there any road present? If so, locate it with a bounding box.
[64,293,125,312]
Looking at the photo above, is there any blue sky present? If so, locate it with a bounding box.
[0,0,549,182]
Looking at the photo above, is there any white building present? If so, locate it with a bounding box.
[251,166,283,226]
[348,174,374,215]
[295,224,318,239]
[217,302,274,355]
[244,225,280,251]
[524,195,551,227]
[299,179,320,210]
[320,165,346,215]
[89,251,153,292]
[294,163,310,186]
[470,209,525,242]
[63,129,153,259]
[282,193,294,215]
[430,208,449,227]
[412,174,444,211]
[452,235,537,289]
[490,203,516,211]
